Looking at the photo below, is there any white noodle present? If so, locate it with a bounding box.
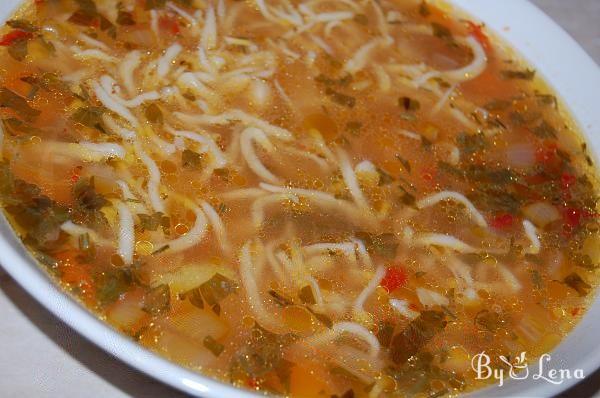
[390,299,420,320]
[398,129,422,141]
[199,200,231,255]
[159,202,208,254]
[431,83,457,114]
[416,287,449,307]
[93,81,139,127]
[133,141,165,213]
[60,221,111,246]
[251,193,299,227]
[150,10,159,37]
[307,276,324,305]
[167,2,197,25]
[415,233,479,253]
[0,120,4,160]
[353,266,386,314]
[303,242,358,266]
[309,34,334,56]
[373,64,391,92]
[102,114,136,141]
[353,238,373,268]
[175,109,293,140]
[240,241,284,331]
[415,36,487,85]
[77,33,109,51]
[157,43,183,80]
[78,142,126,159]
[165,127,227,168]
[281,145,331,171]
[497,263,523,292]
[122,92,161,108]
[523,219,541,254]
[343,36,392,74]
[304,322,380,358]
[201,4,217,50]
[217,0,226,19]
[119,50,142,96]
[72,48,119,63]
[449,106,478,130]
[417,191,488,228]
[240,127,281,184]
[220,188,268,201]
[259,183,377,228]
[115,201,135,264]
[337,148,370,210]
[443,36,487,82]
[265,240,288,282]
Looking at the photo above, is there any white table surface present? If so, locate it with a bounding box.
[1,1,599,397]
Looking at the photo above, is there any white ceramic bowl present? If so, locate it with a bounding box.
[0,1,599,397]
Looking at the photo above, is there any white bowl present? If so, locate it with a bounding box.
[0,1,599,397]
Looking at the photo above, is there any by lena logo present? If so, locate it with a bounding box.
[471,351,585,387]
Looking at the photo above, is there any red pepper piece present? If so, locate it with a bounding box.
[491,213,514,229]
[380,267,407,293]
[0,30,33,46]
[466,21,491,51]
[159,15,180,35]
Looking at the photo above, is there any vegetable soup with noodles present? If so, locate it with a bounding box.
[0,0,598,396]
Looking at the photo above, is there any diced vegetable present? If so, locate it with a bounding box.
[522,202,560,228]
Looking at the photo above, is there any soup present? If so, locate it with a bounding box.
[0,0,598,396]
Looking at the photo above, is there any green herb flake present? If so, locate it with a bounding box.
[483,99,511,111]
[376,321,395,347]
[145,103,163,124]
[399,96,420,111]
[419,1,431,17]
[457,132,486,154]
[0,88,41,119]
[431,22,452,40]
[501,69,536,80]
[71,106,106,133]
[203,335,225,356]
[345,121,362,136]
[181,286,204,308]
[474,309,501,332]
[563,272,591,296]
[298,285,316,305]
[395,154,412,173]
[532,120,558,138]
[268,289,294,306]
[325,87,356,108]
[117,10,136,26]
[355,231,399,259]
[96,268,132,306]
[353,13,368,25]
[182,149,204,169]
[390,310,446,364]
[145,0,167,10]
[529,269,543,289]
[377,167,395,185]
[198,273,238,307]
[230,323,296,379]
[6,19,38,32]
[143,284,171,315]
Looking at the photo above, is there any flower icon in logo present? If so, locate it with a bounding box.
[499,351,529,380]
[515,352,527,367]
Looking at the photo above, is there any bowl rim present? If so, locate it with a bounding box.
[0,0,599,397]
